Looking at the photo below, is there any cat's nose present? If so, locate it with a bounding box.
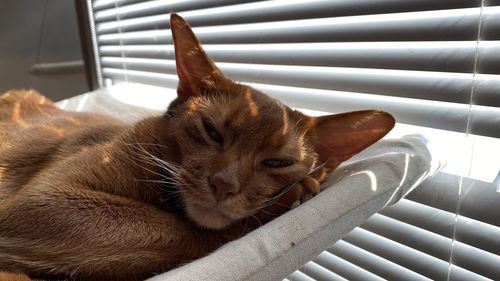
[209,169,240,202]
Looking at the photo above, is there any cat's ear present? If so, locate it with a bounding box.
[312,110,395,170]
[170,14,226,99]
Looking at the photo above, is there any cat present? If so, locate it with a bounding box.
[0,14,394,281]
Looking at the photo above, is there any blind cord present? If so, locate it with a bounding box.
[447,1,485,280]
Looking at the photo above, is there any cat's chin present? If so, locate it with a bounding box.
[186,203,237,229]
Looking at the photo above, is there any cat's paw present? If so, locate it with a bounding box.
[257,176,321,223]
[290,176,320,208]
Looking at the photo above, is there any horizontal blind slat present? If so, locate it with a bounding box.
[482,6,500,39]
[406,173,500,227]
[449,265,493,281]
[314,251,386,281]
[380,199,456,237]
[361,211,500,279]
[98,41,500,74]
[381,198,500,256]
[300,261,348,281]
[343,228,492,281]
[287,270,316,281]
[102,67,178,88]
[477,41,500,73]
[328,240,432,281]
[103,70,500,138]
[100,59,475,104]
[97,7,493,45]
[95,0,482,33]
[365,207,500,279]
[93,0,142,11]
[361,214,453,261]
[102,58,500,108]
[473,74,500,106]
[94,0,254,22]
[452,241,500,280]
[487,0,500,6]
[454,218,500,257]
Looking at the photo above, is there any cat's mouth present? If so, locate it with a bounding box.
[187,202,239,229]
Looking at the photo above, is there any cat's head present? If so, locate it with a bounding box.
[157,14,394,229]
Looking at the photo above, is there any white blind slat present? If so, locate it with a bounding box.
[300,261,348,281]
[92,0,500,137]
[102,67,500,138]
[381,198,500,257]
[95,0,481,34]
[101,57,500,106]
[94,0,252,22]
[361,213,453,261]
[343,228,491,281]
[97,7,500,45]
[93,0,141,11]
[406,173,500,227]
[314,250,386,281]
[286,270,316,281]
[328,240,432,281]
[99,41,500,74]
[452,241,500,280]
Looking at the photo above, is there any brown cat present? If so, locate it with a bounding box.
[0,14,394,281]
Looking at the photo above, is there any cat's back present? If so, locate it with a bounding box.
[0,90,127,198]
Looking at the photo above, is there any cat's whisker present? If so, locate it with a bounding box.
[159,193,184,203]
[256,208,277,216]
[132,161,178,183]
[260,176,305,209]
[136,147,182,177]
[126,145,178,174]
[131,138,182,171]
[267,201,289,208]
[249,215,262,228]
[158,190,184,198]
[308,161,327,175]
[241,218,250,236]
[126,142,169,149]
[128,152,162,168]
[261,161,327,209]
[262,182,297,208]
[122,140,183,174]
[151,156,182,176]
[134,178,186,186]
[124,143,184,183]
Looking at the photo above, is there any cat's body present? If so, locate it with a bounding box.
[0,89,220,280]
[0,15,395,281]
[0,87,305,280]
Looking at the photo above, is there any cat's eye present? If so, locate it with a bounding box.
[203,120,223,144]
[262,159,295,168]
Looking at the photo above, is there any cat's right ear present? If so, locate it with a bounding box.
[170,14,226,100]
[311,110,395,170]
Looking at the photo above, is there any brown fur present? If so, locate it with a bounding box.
[0,272,33,281]
[0,15,394,281]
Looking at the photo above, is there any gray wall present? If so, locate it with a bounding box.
[0,0,88,101]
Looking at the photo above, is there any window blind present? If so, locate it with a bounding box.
[80,1,500,280]
[305,173,500,281]
[87,0,500,138]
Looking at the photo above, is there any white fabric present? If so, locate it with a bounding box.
[57,87,435,281]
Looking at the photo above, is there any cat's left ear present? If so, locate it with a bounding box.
[311,110,395,170]
[170,14,226,99]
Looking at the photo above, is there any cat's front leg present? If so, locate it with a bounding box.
[0,185,231,281]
